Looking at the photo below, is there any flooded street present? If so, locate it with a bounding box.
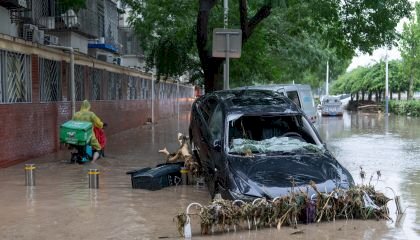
[0,111,419,239]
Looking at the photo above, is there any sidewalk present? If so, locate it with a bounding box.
[0,111,211,239]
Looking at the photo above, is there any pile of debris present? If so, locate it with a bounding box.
[175,183,394,236]
[126,133,200,190]
[159,133,200,176]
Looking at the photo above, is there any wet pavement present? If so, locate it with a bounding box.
[0,111,419,239]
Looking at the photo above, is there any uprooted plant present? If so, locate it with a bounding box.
[175,182,393,237]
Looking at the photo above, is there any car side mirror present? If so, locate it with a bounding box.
[213,139,222,152]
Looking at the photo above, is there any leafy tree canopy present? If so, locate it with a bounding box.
[123,0,411,91]
[331,60,413,96]
[400,2,420,99]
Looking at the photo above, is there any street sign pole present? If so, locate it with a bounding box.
[212,28,242,90]
[385,49,389,116]
[326,60,329,96]
[224,35,230,90]
[223,0,228,90]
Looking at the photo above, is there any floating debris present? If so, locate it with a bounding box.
[175,183,393,237]
[159,133,200,175]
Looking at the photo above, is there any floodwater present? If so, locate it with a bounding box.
[0,111,419,240]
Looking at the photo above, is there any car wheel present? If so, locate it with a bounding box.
[70,153,78,164]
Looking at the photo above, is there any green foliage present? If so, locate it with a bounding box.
[58,0,86,12]
[125,0,198,80]
[123,0,411,88]
[400,3,420,99]
[331,60,411,97]
[389,100,420,117]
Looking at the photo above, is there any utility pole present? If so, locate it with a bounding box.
[151,71,155,124]
[326,60,329,96]
[385,49,389,116]
[223,0,229,90]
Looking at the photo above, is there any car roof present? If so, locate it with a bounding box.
[201,89,301,114]
[235,84,311,92]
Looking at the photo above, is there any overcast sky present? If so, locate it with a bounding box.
[346,0,417,72]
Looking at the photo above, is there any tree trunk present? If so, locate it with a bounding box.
[408,73,414,100]
[361,91,365,101]
[398,91,401,100]
[197,0,219,93]
[356,92,359,101]
[368,92,372,101]
[197,0,273,93]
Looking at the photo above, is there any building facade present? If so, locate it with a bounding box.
[0,1,194,167]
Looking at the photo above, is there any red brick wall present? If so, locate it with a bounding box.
[0,39,195,168]
[0,98,193,168]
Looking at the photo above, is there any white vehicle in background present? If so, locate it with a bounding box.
[235,84,318,123]
[320,96,343,116]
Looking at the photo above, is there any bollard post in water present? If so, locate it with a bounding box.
[180,167,188,185]
[88,169,100,189]
[187,171,194,185]
[25,164,36,186]
[196,176,205,189]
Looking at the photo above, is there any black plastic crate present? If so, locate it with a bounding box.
[127,163,183,190]
[126,167,152,188]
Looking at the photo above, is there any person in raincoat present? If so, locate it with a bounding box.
[72,100,104,162]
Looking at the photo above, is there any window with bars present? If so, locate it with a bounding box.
[108,72,117,100]
[74,65,85,101]
[39,58,61,102]
[127,76,138,100]
[91,68,103,100]
[0,50,31,103]
[66,63,85,101]
[141,78,149,99]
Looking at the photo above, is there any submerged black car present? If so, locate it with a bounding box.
[189,90,354,201]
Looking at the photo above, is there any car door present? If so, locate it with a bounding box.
[194,96,219,176]
[206,104,226,190]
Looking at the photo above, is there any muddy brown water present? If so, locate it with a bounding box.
[0,111,419,239]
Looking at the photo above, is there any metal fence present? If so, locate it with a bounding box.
[0,48,193,104]
[39,58,61,102]
[90,68,103,101]
[141,78,149,99]
[0,50,32,103]
[74,64,85,101]
[127,76,138,100]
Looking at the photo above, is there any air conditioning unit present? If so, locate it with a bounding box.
[97,54,107,62]
[32,29,44,44]
[44,34,59,45]
[106,55,114,63]
[23,24,37,41]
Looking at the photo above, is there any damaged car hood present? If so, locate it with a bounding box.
[228,150,353,199]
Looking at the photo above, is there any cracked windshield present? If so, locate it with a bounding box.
[228,115,322,155]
